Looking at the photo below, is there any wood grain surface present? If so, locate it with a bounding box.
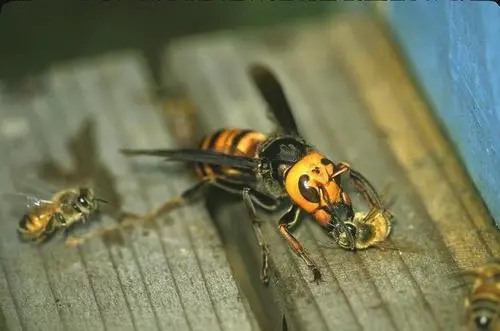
[163,13,500,331]
[0,53,258,331]
[0,12,498,331]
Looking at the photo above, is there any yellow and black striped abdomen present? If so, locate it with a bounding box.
[18,210,55,240]
[194,128,267,178]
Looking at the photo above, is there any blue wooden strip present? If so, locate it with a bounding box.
[388,2,500,227]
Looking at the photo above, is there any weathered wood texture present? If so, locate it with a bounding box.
[1,12,499,331]
[163,14,500,331]
[0,53,258,331]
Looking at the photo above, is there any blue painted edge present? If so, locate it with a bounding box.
[387,2,500,228]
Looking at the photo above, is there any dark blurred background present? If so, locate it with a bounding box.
[0,1,371,87]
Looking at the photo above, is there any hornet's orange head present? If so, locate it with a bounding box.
[282,151,357,249]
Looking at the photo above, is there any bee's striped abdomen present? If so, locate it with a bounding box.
[194,128,266,179]
[468,290,500,330]
[18,213,52,241]
[20,214,44,232]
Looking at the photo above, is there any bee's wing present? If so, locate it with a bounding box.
[120,148,259,171]
[248,64,300,136]
[1,192,58,219]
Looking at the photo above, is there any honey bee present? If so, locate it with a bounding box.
[341,206,393,250]
[462,260,500,331]
[8,186,106,243]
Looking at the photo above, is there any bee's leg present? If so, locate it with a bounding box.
[278,204,322,283]
[335,162,383,209]
[33,236,47,245]
[16,228,30,242]
[32,228,52,244]
[240,187,280,284]
[81,215,88,224]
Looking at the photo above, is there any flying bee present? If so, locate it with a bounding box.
[461,260,500,331]
[72,63,384,284]
[7,186,106,243]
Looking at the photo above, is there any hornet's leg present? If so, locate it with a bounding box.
[66,176,217,247]
[213,177,281,212]
[278,204,322,283]
[241,188,279,285]
[333,162,383,209]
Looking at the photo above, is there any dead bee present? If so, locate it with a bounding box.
[341,206,393,250]
[462,260,500,331]
[5,186,106,243]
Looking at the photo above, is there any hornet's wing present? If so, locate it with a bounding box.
[121,148,259,171]
[249,63,300,136]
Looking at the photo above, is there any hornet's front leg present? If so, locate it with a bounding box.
[332,162,383,209]
[278,204,322,283]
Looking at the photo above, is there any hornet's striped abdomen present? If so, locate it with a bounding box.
[194,128,267,178]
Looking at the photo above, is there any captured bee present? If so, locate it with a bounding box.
[462,260,500,331]
[342,206,393,250]
[75,63,384,284]
[9,186,106,243]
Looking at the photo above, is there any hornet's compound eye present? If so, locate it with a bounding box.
[298,174,320,203]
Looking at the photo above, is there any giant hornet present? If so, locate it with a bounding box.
[69,64,385,283]
[5,186,106,243]
[462,260,500,330]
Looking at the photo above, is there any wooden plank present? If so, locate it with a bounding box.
[94,55,256,331]
[44,64,140,331]
[165,39,292,331]
[284,23,462,331]
[164,13,497,331]
[0,94,67,331]
[2,12,494,331]
[0,53,258,331]
[330,15,500,266]
[166,30,383,331]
